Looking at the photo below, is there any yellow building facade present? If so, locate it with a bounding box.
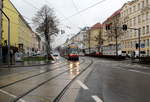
[2,0,33,54]
[89,23,103,53]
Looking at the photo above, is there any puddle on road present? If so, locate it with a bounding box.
[68,61,80,78]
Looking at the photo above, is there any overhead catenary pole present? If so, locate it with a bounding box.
[115,28,118,56]
[0,8,10,66]
[98,27,101,52]
[138,28,141,62]
[88,29,91,54]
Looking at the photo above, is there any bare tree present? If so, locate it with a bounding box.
[32,5,59,59]
[105,15,123,56]
[94,30,105,52]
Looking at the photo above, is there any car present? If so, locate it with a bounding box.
[53,53,58,57]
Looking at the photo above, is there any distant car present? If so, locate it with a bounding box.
[53,53,59,57]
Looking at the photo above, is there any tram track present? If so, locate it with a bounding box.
[0,59,85,89]
[10,59,92,102]
[53,59,93,102]
[0,59,67,79]
[0,60,67,81]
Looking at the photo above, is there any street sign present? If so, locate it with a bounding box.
[141,43,145,48]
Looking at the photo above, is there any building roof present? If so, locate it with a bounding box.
[103,9,121,24]
[91,23,102,30]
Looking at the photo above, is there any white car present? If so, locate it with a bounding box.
[15,52,23,62]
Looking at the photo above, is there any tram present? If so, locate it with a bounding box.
[59,43,79,61]
[67,44,79,61]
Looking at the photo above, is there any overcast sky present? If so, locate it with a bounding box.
[10,0,131,48]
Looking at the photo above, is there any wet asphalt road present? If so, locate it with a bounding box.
[0,57,150,102]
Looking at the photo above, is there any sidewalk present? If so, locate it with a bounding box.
[0,61,53,68]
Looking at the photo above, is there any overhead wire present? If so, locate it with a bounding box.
[3,6,32,22]
[5,0,108,37]
[61,0,107,21]
[45,0,81,29]
[22,0,40,11]
[44,0,81,36]
[71,0,86,26]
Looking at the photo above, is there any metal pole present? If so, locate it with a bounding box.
[88,29,91,54]
[0,9,10,66]
[98,29,101,52]
[115,28,118,56]
[138,28,141,62]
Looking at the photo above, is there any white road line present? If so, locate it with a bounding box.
[128,69,150,75]
[76,80,89,90]
[92,95,103,102]
[0,89,26,102]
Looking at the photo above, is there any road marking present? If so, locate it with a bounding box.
[92,95,103,102]
[116,66,150,75]
[0,89,26,102]
[128,69,150,75]
[76,80,89,90]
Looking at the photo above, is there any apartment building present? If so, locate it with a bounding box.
[102,9,122,55]
[2,0,37,56]
[88,23,103,53]
[120,0,150,56]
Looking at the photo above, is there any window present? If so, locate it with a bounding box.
[146,12,149,20]
[146,25,149,34]
[133,5,136,12]
[134,30,137,36]
[130,8,132,13]
[143,26,145,35]
[138,15,141,23]
[138,3,140,10]
[146,0,149,6]
[147,39,149,46]
[142,1,145,8]
[131,41,132,48]
[134,17,136,26]
[142,13,145,21]
[144,40,146,47]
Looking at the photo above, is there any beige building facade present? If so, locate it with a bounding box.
[120,0,150,56]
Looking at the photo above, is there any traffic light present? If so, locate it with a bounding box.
[105,24,111,30]
[61,30,65,34]
[136,43,139,49]
[122,24,128,31]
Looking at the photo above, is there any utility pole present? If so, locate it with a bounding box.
[115,28,118,56]
[98,28,101,52]
[138,28,141,62]
[88,29,91,54]
[122,24,141,62]
[0,8,10,66]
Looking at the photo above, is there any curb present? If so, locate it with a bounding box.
[0,61,56,69]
